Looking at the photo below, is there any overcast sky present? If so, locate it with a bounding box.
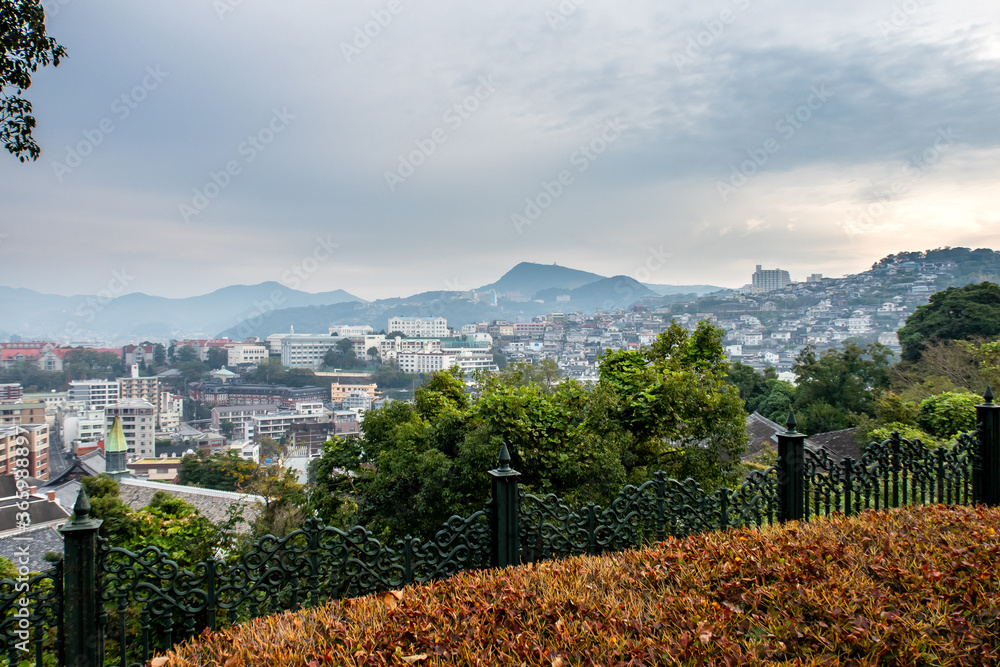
[1,0,998,301]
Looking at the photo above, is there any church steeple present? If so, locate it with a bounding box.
[104,416,130,480]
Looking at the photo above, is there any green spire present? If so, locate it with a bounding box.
[105,416,127,453]
[104,415,130,479]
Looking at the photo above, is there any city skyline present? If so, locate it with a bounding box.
[2,0,998,301]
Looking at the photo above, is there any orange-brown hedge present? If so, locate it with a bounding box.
[154,505,1000,666]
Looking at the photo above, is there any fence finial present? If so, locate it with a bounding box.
[985,385,994,404]
[72,487,92,522]
[497,443,511,471]
[785,411,797,432]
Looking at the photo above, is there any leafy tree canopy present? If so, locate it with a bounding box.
[1,0,65,161]
[311,321,748,542]
[792,342,892,435]
[898,282,1000,361]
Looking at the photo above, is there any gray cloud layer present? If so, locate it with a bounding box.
[1,0,998,301]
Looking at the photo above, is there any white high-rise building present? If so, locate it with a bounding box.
[328,324,375,338]
[226,343,269,366]
[280,334,340,370]
[388,316,448,338]
[68,380,121,410]
[751,265,791,292]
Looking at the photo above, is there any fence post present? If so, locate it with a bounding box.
[489,443,521,568]
[777,411,806,523]
[60,488,103,667]
[977,386,1000,506]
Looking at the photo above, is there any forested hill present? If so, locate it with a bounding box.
[872,247,1000,287]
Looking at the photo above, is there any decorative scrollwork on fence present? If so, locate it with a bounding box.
[521,472,772,564]
[0,561,61,667]
[727,467,778,528]
[98,509,493,667]
[411,508,490,582]
[800,429,979,519]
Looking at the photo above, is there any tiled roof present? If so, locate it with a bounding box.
[806,428,861,465]
[0,525,65,573]
[0,497,70,533]
[745,412,785,459]
[118,479,262,526]
[0,475,45,498]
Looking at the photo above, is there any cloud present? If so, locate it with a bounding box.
[0,0,998,303]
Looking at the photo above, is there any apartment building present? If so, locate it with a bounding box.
[279,334,340,370]
[397,352,457,374]
[328,324,375,338]
[379,337,441,362]
[68,379,120,410]
[211,404,278,441]
[120,374,160,413]
[341,390,372,411]
[387,316,448,338]
[0,424,49,480]
[158,391,183,431]
[0,402,45,426]
[226,343,269,366]
[123,344,157,367]
[105,399,156,459]
[62,409,106,449]
[191,381,327,408]
[751,265,792,292]
[251,407,325,441]
[22,392,68,413]
[330,381,379,404]
[0,384,22,403]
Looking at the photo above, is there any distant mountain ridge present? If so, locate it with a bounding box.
[1,261,725,342]
[0,282,363,342]
[478,262,606,298]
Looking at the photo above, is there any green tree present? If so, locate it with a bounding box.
[898,282,1000,361]
[792,343,892,434]
[247,357,286,384]
[257,436,281,462]
[153,343,166,366]
[373,361,414,389]
[205,346,228,369]
[178,359,208,381]
[590,320,747,488]
[177,450,306,539]
[81,475,136,544]
[174,345,198,363]
[917,391,979,440]
[1,0,66,161]
[309,436,365,525]
[494,359,561,390]
[323,338,364,369]
[319,322,748,543]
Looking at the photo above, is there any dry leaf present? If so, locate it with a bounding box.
[150,658,170,667]
[382,590,405,610]
[224,656,239,667]
[401,654,428,663]
[552,657,567,667]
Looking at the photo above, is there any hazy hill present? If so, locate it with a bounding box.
[535,275,660,311]
[0,283,362,341]
[478,262,606,298]
[643,283,724,296]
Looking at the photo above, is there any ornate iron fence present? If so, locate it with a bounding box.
[1,389,997,666]
[97,508,490,667]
